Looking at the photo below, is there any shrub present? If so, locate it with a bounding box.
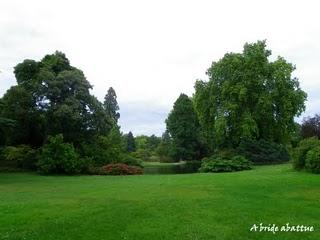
[100,163,143,175]
[237,139,290,164]
[81,133,124,166]
[305,146,320,174]
[293,137,320,170]
[199,155,252,173]
[1,145,38,170]
[121,155,143,167]
[183,160,202,172]
[38,134,84,174]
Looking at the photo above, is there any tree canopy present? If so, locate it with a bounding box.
[0,51,113,146]
[193,40,307,149]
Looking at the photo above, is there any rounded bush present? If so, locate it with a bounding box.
[38,134,84,174]
[199,155,252,173]
[305,146,320,174]
[293,137,320,170]
[121,155,143,167]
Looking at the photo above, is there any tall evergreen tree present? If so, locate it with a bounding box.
[166,94,202,160]
[104,87,120,124]
[126,131,136,152]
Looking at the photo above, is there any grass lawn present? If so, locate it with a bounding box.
[0,164,319,240]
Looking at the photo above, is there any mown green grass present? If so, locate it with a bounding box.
[0,164,319,240]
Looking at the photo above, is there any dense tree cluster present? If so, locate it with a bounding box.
[0,52,135,174]
[164,40,307,165]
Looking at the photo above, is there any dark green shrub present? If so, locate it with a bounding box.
[101,163,143,175]
[199,155,252,173]
[305,146,320,173]
[81,130,124,166]
[237,139,290,164]
[183,160,202,172]
[38,134,84,174]
[293,137,320,170]
[1,145,38,170]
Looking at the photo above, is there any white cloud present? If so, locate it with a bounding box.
[1,0,320,135]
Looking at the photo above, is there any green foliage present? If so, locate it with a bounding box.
[0,85,45,146]
[132,134,162,161]
[166,94,203,160]
[293,137,320,170]
[305,146,320,173]
[1,51,113,147]
[120,155,143,167]
[199,155,252,173]
[156,131,175,162]
[126,131,136,152]
[130,148,151,161]
[104,87,120,124]
[38,134,84,174]
[146,134,161,152]
[1,145,38,170]
[237,139,290,164]
[193,40,307,148]
[82,126,125,166]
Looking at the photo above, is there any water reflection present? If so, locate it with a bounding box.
[143,161,201,175]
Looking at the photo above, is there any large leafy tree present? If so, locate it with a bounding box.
[0,51,112,146]
[104,87,120,124]
[194,40,307,148]
[166,93,202,160]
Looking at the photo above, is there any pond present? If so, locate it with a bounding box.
[143,161,201,175]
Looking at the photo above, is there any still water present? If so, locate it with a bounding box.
[143,162,201,175]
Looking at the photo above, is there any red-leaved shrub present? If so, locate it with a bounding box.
[101,163,143,175]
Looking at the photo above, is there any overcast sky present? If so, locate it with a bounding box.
[1,0,319,136]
